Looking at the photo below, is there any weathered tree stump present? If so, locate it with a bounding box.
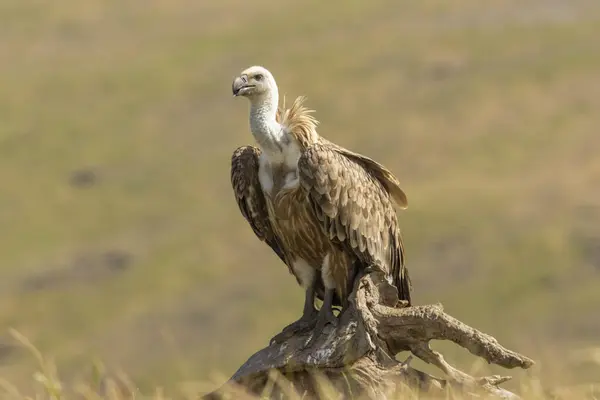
[203,271,534,399]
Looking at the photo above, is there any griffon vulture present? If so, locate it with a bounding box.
[230,66,411,344]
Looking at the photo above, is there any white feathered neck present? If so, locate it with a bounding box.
[248,84,289,161]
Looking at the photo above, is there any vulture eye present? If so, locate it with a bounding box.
[254,74,264,81]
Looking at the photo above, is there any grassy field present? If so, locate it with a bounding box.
[1,0,600,397]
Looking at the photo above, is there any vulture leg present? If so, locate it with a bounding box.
[269,274,319,345]
[305,287,338,348]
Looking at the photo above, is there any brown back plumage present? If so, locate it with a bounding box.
[328,142,408,210]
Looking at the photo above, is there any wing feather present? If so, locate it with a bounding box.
[298,143,412,304]
[230,145,289,268]
[320,138,408,209]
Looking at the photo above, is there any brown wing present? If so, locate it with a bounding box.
[230,145,290,269]
[320,138,408,210]
[297,143,412,304]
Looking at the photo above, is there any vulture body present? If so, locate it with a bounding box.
[230,66,411,343]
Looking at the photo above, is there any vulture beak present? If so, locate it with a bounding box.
[232,75,253,97]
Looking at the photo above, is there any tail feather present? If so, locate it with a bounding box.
[393,228,412,306]
[397,265,412,306]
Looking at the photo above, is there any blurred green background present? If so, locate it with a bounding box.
[1,0,600,396]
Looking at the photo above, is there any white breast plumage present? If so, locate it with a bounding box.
[258,154,274,194]
[258,135,303,196]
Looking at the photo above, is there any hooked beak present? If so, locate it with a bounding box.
[232,76,254,97]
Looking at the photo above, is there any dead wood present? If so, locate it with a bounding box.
[203,271,534,399]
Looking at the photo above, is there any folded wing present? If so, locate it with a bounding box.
[230,146,290,269]
[297,143,411,304]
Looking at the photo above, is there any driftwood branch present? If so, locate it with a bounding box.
[203,272,534,399]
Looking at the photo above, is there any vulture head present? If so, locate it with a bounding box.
[232,66,278,100]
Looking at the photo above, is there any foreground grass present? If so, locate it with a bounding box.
[1,0,600,394]
[1,330,599,399]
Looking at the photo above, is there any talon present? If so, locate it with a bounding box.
[269,315,317,345]
[304,288,338,348]
[305,310,337,348]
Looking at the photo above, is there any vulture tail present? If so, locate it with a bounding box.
[397,265,412,306]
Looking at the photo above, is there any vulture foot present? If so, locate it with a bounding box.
[269,312,318,345]
[304,289,338,348]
